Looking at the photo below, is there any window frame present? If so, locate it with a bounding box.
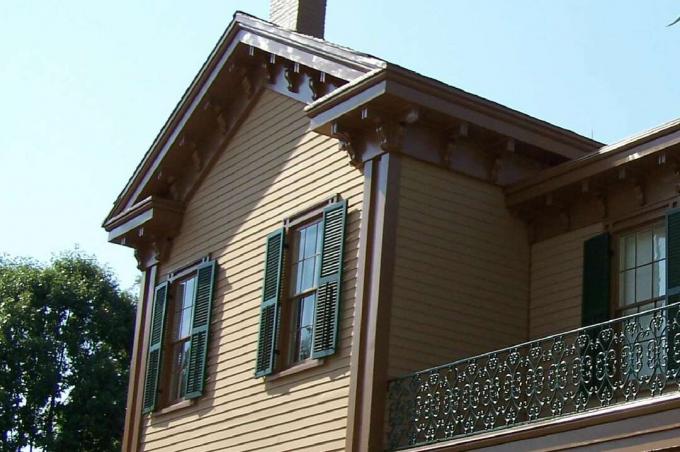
[612,219,667,319]
[150,256,212,412]
[276,195,339,372]
[159,274,197,407]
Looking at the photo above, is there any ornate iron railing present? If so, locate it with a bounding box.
[386,302,680,450]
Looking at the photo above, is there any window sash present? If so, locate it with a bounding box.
[616,224,666,314]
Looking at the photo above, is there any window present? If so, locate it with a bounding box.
[287,220,323,364]
[254,198,348,378]
[142,260,216,413]
[165,276,196,403]
[616,224,666,317]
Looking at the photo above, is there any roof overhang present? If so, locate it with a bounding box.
[104,196,184,248]
[305,64,602,162]
[506,118,680,206]
[103,12,384,228]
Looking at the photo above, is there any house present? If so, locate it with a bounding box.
[103,1,680,450]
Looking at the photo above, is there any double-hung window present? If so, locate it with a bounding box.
[288,220,323,363]
[581,211,680,383]
[616,224,667,317]
[142,260,216,413]
[254,198,347,377]
[166,276,196,402]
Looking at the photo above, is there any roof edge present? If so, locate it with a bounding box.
[104,12,385,225]
[306,63,603,157]
[507,117,680,203]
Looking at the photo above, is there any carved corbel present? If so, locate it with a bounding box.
[230,63,258,98]
[439,134,456,166]
[203,98,229,134]
[331,122,360,167]
[308,71,327,101]
[559,204,571,231]
[375,118,404,153]
[264,54,277,83]
[489,151,503,184]
[631,176,646,206]
[284,62,301,93]
[594,191,609,219]
[151,239,168,263]
[240,70,256,98]
[401,106,420,125]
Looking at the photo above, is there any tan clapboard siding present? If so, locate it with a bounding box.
[529,223,603,339]
[141,89,363,451]
[388,157,530,378]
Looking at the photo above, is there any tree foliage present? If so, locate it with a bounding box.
[0,252,136,451]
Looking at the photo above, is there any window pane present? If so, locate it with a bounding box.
[292,295,315,363]
[295,229,305,261]
[300,258,316,292]
[622,307,637,317]
[624,235,636,269]
[182,278,195,311]
[654,261,666,298]
[301,294,315,327]
[169,340,191,401]
[304,223,318,258]
[299,325,312,361]
[292,261,303,295]
[636,230,653,266]
[654,227,666,260]
[316,222,323,254]
[179,307,192,338]
[621,269,635,306]
[636,264,652,303]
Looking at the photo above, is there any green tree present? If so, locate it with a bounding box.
[0,252,135,451]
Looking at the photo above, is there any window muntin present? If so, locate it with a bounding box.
[167,276,196,402]
[288,220,322,364]
[617,224,666,316]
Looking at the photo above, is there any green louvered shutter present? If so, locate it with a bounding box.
[666,210,680,374]
[185,260,216,399]
[582,233,611,326]
[255,229,285,377]
[142,282,168,413]
[311,200,347,359]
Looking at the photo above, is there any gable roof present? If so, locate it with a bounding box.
[104,11,601,228]
[104,12,385,226]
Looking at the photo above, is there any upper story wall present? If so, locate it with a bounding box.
[527,159,680,341]
[388,157,530,378]
[529,223,603,339]
[141,89,364,451]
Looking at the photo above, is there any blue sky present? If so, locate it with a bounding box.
[1,1,679,291]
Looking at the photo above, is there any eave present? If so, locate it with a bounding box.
[305,64,602,161]
[104,11,384,227]
[104,196,184,248]
[506,118,680,206]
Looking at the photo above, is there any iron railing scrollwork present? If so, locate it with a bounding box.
[386,302,680,450]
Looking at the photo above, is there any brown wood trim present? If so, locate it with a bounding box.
[122,264,157,452]
[307,66,600,159]
[154,398,195,416]
[347,152,401,451]
[104,13,383,225]
[406,394,680,452]
[345,158,375,450]
[507,126,680,206]
[282,194,339,229]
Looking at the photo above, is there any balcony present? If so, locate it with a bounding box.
[386,302,680,450]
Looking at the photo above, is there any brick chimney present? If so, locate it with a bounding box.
[269,0,327,39]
